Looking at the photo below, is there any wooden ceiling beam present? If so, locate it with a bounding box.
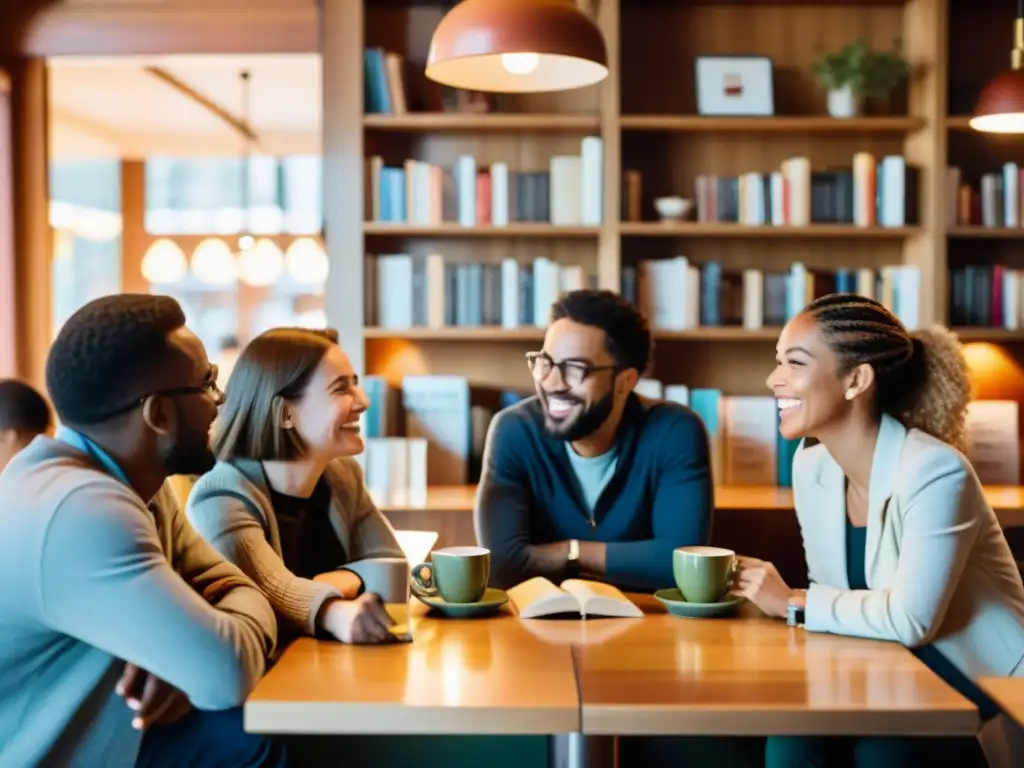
[142,65,258,143]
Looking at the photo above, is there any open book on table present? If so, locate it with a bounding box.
[507,576,644,619]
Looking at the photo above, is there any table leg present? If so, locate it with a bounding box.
[549,733,615,768]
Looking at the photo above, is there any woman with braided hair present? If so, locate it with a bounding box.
[734,294,1024,768]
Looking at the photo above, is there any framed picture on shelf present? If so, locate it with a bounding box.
[695,55,775,116]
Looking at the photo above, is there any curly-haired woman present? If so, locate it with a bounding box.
[735,294,1024,768]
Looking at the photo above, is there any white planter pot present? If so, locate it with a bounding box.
[827,86,860,118]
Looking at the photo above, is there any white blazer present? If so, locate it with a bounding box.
[794,413,1024,681]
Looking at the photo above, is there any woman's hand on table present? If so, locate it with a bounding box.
[733,555,796,619]
[313,569,363,599]
[322,593,396,644]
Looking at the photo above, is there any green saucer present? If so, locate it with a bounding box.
[654,588,746,619]
[414,587,509,618]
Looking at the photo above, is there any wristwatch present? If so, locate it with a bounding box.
[786,595,806,627]
[567,539,581,577]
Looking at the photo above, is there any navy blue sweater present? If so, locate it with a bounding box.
[474,393,714,591]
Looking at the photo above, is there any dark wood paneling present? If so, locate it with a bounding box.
[20,1,317,56]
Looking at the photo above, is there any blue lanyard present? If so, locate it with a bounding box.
[56,426,131,487]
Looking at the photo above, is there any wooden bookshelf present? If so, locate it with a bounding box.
[363,113,600,132]
[363,223,601,238]
[951,328,1024,342]
[364,327,545,342]
[338,0,949,396]
[620,115,925,133]
[363,326,782,343]
[947,227,1024,240]
[379,484,1024,528]
[619,223,919,239]
[945,0,1024,481]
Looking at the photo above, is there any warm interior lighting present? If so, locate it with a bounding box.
[394,530,439,567]
[285,237,329,284]
[237,237,284,287]
[962,342,1024,397]
[501,52,540,75]
[190,238,237,285]
[971,1,1024,133]
[140,238,188,285]
[425,0,608,93]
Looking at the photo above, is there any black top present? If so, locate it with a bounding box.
[474,393,714,591]
[845,516,998,721]
[267,474,347,579]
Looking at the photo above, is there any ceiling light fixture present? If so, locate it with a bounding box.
[425,0,608,93]
[971,0,1024,133]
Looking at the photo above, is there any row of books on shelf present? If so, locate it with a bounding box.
[364,250,920,333]
[947,164,1024,229]
[365,253,595,329]
[949,264,1024,328]
[364,47,495,116]
[625,261,921,332]
[364,48,408,115]
[365,138,604,227]
[360,436,428,508]
[690,153,915,228]
[360,374,806,489]
[356,373,1022,498]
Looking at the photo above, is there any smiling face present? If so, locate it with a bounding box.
[766,312,857,440]
[532,318,631,441]
[156,327,222,476]
[286,344,368,460]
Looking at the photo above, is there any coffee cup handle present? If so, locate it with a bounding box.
[410,562,437,597]
[726,559,739,593]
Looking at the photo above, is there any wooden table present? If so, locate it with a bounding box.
[979,677,1024,728]
[248,594,979,753]
[575,596,980,737]
[244,599,579,736]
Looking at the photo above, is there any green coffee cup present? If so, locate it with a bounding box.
[411,546,490,604]
[673,546,736,604]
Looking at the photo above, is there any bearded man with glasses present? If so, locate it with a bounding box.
[0,294,285,768]
[474,289,715,593]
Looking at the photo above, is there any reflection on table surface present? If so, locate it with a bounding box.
[246,594,979,739]
[576,596,979,737]
[244,598,579,735]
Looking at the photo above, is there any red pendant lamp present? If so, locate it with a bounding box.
[971,0,1024,133]
[425,0,608,94]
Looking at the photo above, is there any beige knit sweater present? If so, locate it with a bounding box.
[185,457,405,637]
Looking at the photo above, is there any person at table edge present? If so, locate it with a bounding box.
[0,295,283,768]
[475,289,714,592]
[736,294,1024,768]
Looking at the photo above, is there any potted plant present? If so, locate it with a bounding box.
[813,39,909,118]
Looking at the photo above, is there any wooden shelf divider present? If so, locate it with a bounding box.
[363,326,783,342]
[363,223,603,238]
[947,227,1024,240]
[379,485,1024,524]
[619,115,925,133]
[363,112,601,132]
[620,223,920,238]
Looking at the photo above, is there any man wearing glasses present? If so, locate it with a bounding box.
[475,289,714,592]
[0,294,284,767]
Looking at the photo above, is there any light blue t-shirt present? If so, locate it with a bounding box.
[565,444,618,520]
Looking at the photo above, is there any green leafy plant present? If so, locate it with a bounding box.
[813,39,909,98]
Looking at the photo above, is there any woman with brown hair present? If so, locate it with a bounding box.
[187,327,405,647]
[735,294,1024,768]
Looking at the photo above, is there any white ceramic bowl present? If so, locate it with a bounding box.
[654,196,693,221]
